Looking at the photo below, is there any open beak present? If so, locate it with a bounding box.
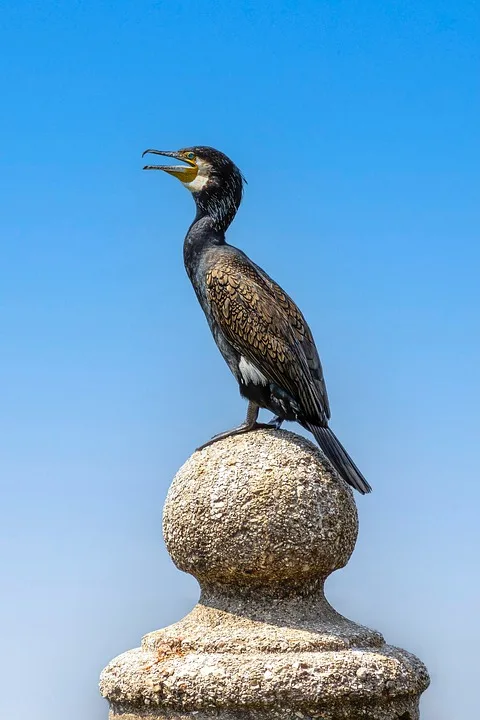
[142,149,198,183]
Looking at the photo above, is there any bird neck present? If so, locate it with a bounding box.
[183,216,226,276]
[183,182,242,275]
[192,183,240,233]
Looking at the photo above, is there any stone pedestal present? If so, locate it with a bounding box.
[100,430,429,719]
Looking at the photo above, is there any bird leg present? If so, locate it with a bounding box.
[196,401,277,451]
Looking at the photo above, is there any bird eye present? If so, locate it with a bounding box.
[186,152,195,160]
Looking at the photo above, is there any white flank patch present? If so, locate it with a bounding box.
[239,356,268,385]
[182,157,212,192]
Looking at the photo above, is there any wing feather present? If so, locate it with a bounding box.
[205,252,329,425]
[250,259,331,419]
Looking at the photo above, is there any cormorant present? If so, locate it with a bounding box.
[143,146,371,494]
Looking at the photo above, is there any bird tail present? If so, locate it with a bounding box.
[305,424,372,495]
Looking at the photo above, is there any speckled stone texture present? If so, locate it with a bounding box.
[100,430,429,719]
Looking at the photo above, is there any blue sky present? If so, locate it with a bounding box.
[1,1,479,718]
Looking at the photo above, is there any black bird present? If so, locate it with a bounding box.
[143,146,372,494]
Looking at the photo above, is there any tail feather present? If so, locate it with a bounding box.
[305,424,372,495]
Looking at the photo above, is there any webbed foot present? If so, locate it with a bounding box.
[196,421,274,451]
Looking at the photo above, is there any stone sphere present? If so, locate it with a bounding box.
[163,429,358,588]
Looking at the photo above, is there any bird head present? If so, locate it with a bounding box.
[142,146,245,230]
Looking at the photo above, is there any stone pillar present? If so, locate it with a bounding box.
[100,430,429,719]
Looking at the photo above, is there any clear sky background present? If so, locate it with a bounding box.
[1,1,479,718]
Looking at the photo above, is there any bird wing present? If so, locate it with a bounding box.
[250,259,331,419]
[205,251,329,425]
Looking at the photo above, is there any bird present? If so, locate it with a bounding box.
[142,146,372,494]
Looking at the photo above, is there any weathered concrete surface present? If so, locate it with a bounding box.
[164,430,357,585]
[100,429,429,719]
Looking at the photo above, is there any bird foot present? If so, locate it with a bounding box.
[267,415,284,430]
[196,421,277,451]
